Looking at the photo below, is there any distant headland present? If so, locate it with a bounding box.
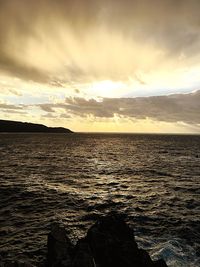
[0,119,73,133]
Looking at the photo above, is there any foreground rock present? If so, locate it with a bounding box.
[0,215,167,267]
[47,215,168,267]
[47,223,73,267]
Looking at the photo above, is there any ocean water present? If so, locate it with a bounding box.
[0,133,199,266]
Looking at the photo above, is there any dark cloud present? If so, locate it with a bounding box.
[134,74,146,85]
[0,103,24,110]
[0,53,49,83]
[1,0,200,82]
[1,109,26,115]
[0,103,26,115]
[38,103,54,113]
[102,0,200,55]
[39,90,200,124]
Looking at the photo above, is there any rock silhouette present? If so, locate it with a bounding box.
[0,120,73,133]
[47,223,73,267]
[47,215,168,267]
[1,215,168,266]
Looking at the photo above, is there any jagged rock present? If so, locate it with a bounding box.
[85,215,138,267]
[153,259,168,267]
[47,222,73,267]
[72,240,95,267]
[84,214,163,267]
[1,215,168,267]
[46,215,168,267]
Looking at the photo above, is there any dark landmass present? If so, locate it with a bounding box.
[2,215,168,267]
[0,120,73,133]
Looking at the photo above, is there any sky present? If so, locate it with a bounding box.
[0,0,200,133]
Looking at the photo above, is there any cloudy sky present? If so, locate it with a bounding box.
[0,0,200,133]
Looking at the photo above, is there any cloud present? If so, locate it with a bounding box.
[0,0,100,82]
[38,90,200,125]
[1,0,200,85]
[0,103,26,115]
[0,53,50,83]
[0,103,24,110]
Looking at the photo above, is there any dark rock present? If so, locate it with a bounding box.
[85,215,138,267]
[83,214,163,267]
[153,259,168,267]
[47,223,73,267]
[45,215,168,267]
[72,240,95,267]
[1,215,168,267]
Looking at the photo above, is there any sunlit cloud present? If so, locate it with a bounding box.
[1,0,200,91]
[37,90,200,124]
[0,0,200,132]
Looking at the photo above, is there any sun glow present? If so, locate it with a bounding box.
[88,80,126,98]
[0,0,200,133]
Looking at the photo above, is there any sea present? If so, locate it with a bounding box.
[0,133,199,266]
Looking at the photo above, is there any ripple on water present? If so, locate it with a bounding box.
[0,133,200,266]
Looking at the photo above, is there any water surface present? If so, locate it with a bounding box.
[0,133,199,266]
